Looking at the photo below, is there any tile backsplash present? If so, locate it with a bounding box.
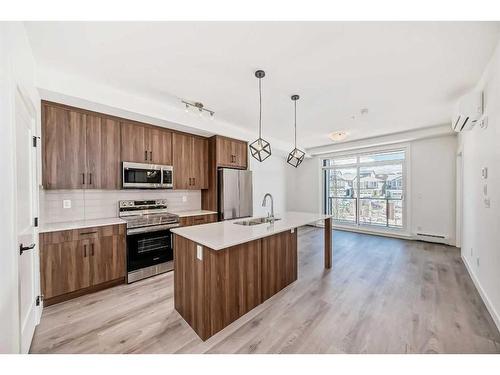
[40,189,202,225]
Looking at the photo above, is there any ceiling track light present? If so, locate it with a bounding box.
[287,95,305,168]
[249,70,272,162]
[182,100,215,118]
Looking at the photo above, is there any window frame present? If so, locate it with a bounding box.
[322,145,409,233]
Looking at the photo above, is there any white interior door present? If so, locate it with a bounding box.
[15,88,39,353]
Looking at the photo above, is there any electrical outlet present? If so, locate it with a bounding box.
[63,199,72,209]
[182,196,187,203]
[196,244,203,260]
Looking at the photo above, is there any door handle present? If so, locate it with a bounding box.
[144,150,148,161]
[19,243,35,255]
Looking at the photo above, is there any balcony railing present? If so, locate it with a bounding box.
[327,196,403,228]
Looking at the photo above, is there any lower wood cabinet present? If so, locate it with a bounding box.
[40,224,126,306]
[174,228,297,340]
[179,214,218,227]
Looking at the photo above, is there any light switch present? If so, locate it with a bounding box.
[196,244,203,260]
[63,200,72,209]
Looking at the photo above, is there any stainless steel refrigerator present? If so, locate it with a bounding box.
[218,168,253,220]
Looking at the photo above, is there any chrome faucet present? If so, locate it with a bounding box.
[262,193,274,221]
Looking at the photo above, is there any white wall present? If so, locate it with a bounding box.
[459,37,500,330]
[0,22,40,353]
[250,153,288,217]
[411,135,457,243]
[287,135,457,243]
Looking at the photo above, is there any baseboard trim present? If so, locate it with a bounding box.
[462,254,500,333]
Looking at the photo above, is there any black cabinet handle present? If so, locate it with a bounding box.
[144,150,148,161]
[80,231,97,235]
[82,173,85,185]
[150,151,152,161]
[19,243,35,255]
[89,173,92,185]
[83,244,87,257]
[91,243,95,256]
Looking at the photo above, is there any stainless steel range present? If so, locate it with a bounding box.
[119,200,179,283]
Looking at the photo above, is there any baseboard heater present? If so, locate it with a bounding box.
[416,232,447,244]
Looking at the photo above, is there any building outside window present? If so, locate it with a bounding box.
[323,149,406,230]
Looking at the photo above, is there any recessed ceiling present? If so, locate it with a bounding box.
[25,21,500,149]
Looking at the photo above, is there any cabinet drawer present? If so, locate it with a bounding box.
[180,214,217,227]
[40,224,126,245]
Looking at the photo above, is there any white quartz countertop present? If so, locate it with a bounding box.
[39,217,127,233]
[171,211,331,250]
[168,209,218,218]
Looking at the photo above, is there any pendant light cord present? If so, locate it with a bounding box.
[294,99,297,148]
[258,77,262,139]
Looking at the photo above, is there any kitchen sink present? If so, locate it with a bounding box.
[233,217,281,226]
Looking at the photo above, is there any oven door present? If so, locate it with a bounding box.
[123,162,162,189]
[126,228,173,272]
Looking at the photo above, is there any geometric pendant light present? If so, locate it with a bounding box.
[286,94,305,167]
[249,70,272,162]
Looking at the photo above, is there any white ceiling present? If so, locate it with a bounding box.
[25,22,500,149]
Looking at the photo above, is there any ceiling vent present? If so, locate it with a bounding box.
[452,91,486,132]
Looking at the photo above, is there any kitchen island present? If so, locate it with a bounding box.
[171,211,332,340]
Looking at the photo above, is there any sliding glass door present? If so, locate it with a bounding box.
[323,149,406,230]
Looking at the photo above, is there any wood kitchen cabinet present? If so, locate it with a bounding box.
[216,136,248,169]
[42,104,86,189]
[172,133,208,189]
[86,115,121,189]
[42,102,122,190]
[179,214,218,227]
[40,240,91,300]
[90,234,126,286]
[40,224,126,306]
[120,121,172,165]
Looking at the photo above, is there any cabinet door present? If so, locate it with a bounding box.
[90,235,126,286]
[40,240,91,299]
[216,137,234,167]
[86,115,121,189]
[42,104,86,189]
[232,140,248,169]
[191,137,208,189]
[149,128,172,165]
[172,133,192,189]
[121,121,148,163]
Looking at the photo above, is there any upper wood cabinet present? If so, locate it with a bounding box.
[42,103,121,190]
[42,104,86,189]
[216,136,248,169]
[120,121,172,165]
[86,115,121,189]
[172,133,208,189]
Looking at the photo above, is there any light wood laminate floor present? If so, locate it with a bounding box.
[30,228,500,354]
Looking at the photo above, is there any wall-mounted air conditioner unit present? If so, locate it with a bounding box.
[452,91,487,132]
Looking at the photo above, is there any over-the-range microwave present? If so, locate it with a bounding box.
[122,162,173,189]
